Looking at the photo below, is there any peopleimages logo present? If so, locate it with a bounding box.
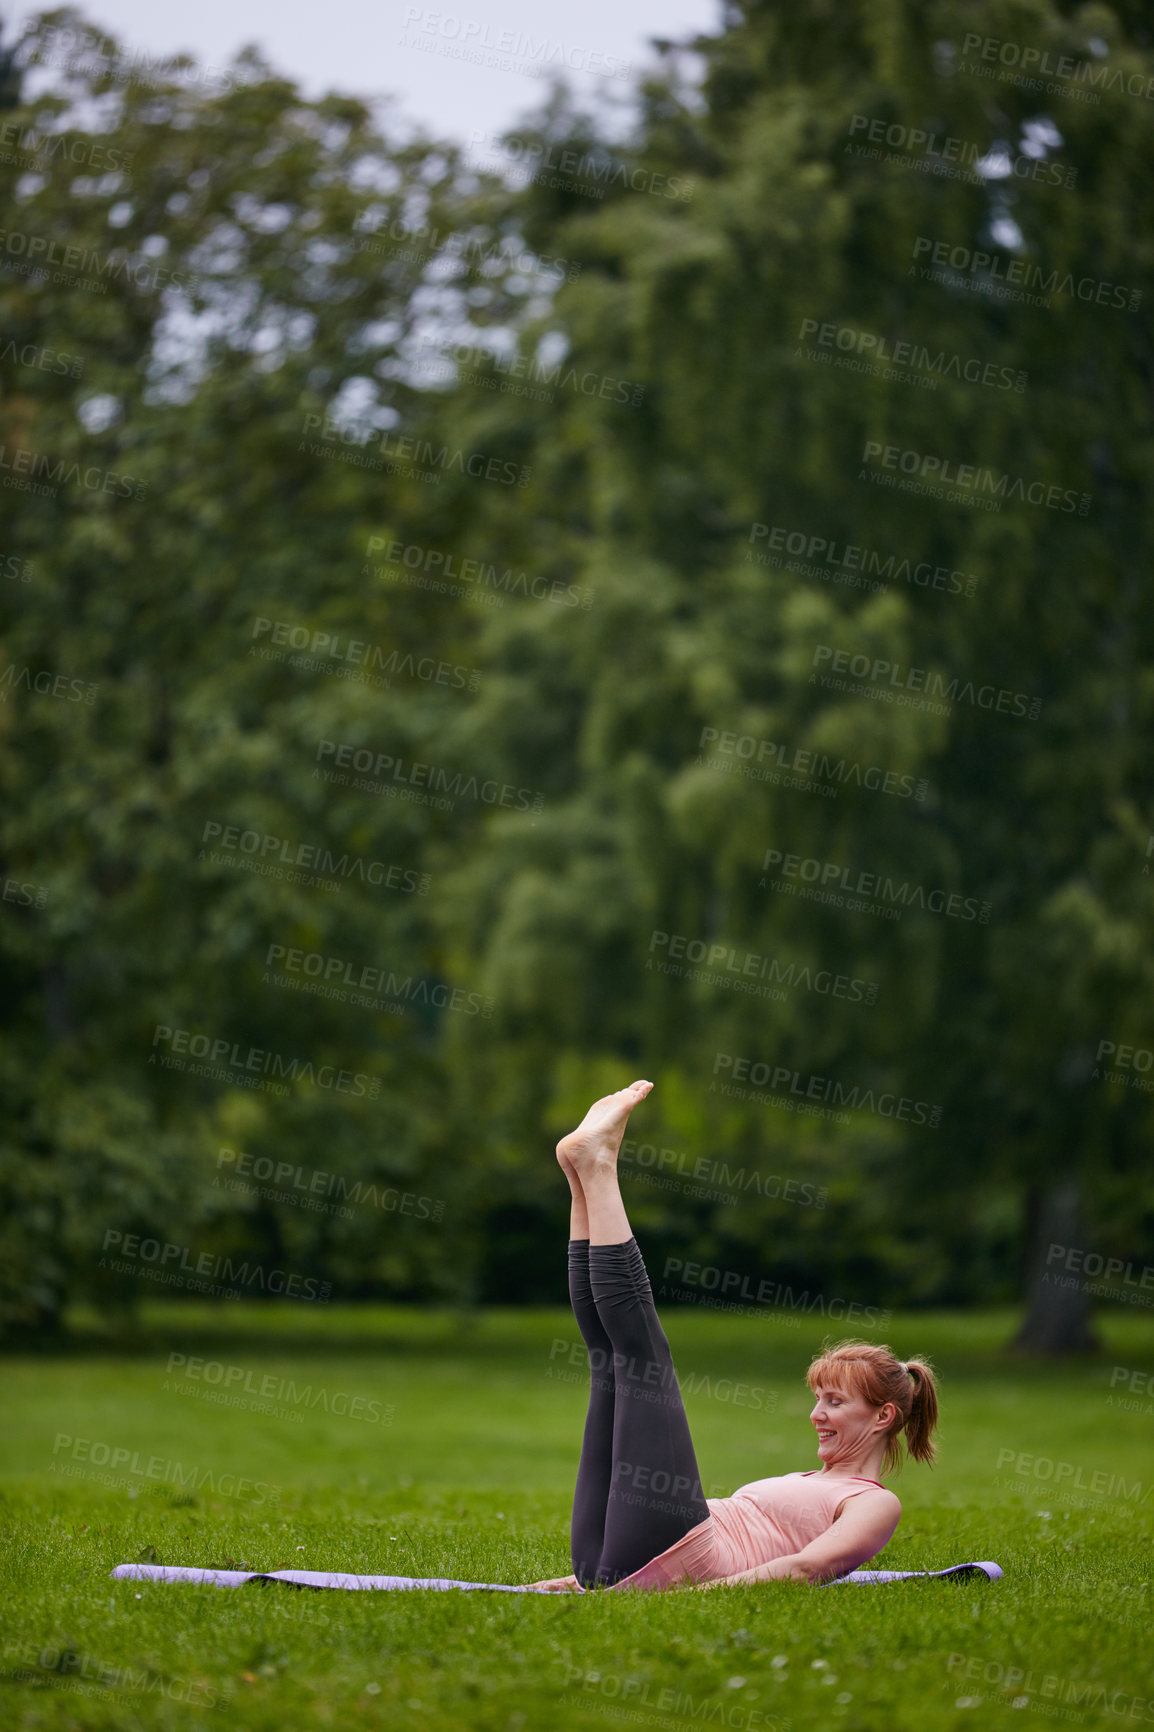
[409,336,645,407]
[760,848,991,924]
[944,1648,1154,1722]
[860,440,1090,516]
[1,551,34,583]
[399,6,633,78]
[749,522,980,595]
[24,22,235,94]
[0,665,98,705]
[910,235,1141,311]
[3,875,49,909]
[1094,1036,1154,1094]
[467,128,694,202]
[216,1146,445,1222]
[0,337,86,377]
[0,228,190,292]
[1109,1365,1154,1401]
[353,221,579,285]
[298,414,531,488]
[3,1638,233,1712]
[199,820,428,895]
[365,536,594,609]
[712,1051,942,1127]
[811,644,1043,721]
[165,1352,394,1425]
[1046,1242,1154,1292]
[619,1136,827,1209]
[150,1024,382,1099]
[797,317,1027,392]
[100,1229,331,1303]
[958,31,1154,103]
[0,443,147,500]
[662,1257,890,1328]
[50,1431,278,1504]
[262,941,494,1019]
[560,1662,788,1730]
[697,725,928,802]
[250,616,480,691]
[994,1446,1151,1505]
[845,113,1077,189]
[315,740,544,813]
[648,929,878,1004]
[0,120,134,172]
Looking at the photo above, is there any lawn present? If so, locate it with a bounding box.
[3,1301,1152,1731]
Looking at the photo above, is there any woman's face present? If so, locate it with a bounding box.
[808,1379,892,1467]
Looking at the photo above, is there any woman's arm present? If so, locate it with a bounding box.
[695,1488,901,1589]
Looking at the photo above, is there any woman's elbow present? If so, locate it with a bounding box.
[798,1556,860,1585]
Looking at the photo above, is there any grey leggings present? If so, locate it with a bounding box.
[568,1237,710,1587]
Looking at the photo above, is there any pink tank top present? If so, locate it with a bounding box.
[611,1471,886,1591]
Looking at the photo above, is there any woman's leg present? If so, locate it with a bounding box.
[559,1149,618,1585]
[566,1238,616,1584]
[559,1084,710,1586]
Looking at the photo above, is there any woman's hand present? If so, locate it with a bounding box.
[526,1574,583,1592]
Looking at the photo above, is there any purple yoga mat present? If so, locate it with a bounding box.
[110,1565,536,1591]
[111,1560,1001,1591]
[824,1561,1003,1585]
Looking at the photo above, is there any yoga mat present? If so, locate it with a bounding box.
[824,1561,1003,1585]
[111,1565,537,1591]
[111,1560,1001,1591]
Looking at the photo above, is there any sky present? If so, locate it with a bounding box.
[11,0,723,142]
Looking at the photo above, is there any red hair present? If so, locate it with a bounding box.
[806,1338,939,1474]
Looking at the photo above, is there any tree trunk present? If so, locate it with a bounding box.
[1012,1178,1100,1354]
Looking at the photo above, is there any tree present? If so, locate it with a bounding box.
[419,0,1154,1348]
[3,1,1152,1346]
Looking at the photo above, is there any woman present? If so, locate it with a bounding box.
[530,1080,938,1592]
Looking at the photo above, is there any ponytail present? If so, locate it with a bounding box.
[900,1359,939,1467]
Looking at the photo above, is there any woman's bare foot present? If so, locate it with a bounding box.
[556,1145,583,1193]
[556,1081,653,1179]
[526,1573,583,1592]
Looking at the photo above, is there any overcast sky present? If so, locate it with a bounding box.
[12,0,722,142]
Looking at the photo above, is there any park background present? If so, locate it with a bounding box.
[2,0,1153,1727]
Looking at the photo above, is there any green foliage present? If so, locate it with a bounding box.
[2,0,1154,1334]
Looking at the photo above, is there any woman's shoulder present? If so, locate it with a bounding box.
[804,1474,903,1515]
[843,1482,902,1516]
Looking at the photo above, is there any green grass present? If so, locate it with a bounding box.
[3,1303,1152,1731]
